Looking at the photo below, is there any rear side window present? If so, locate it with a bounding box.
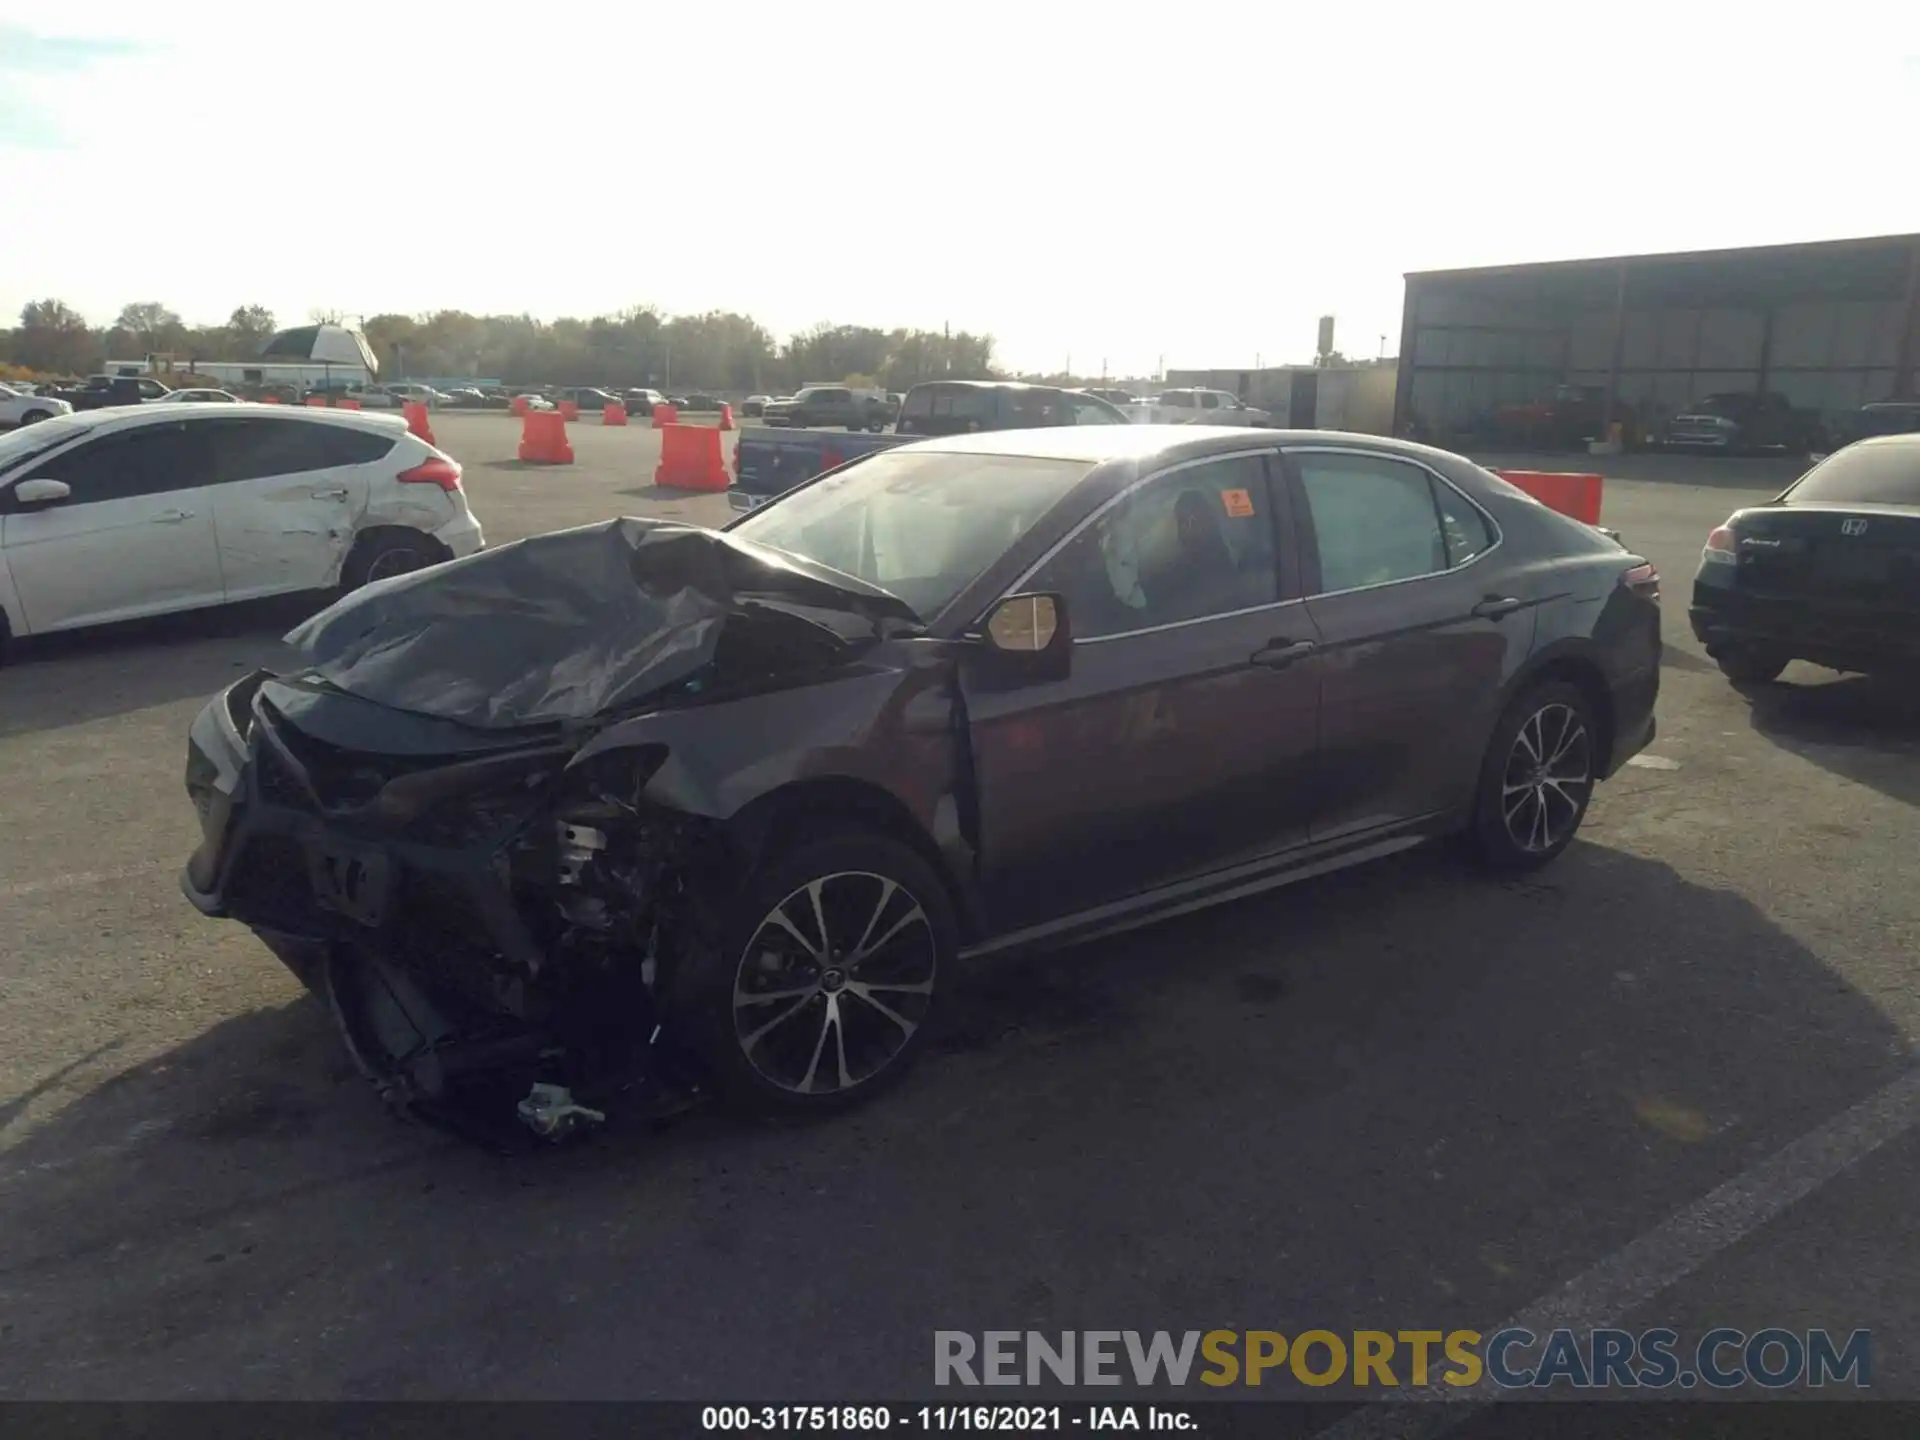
[913,386,995,420]
[1786,443,1920,506]
[203,418,394,484]
[1294,452,1451,593]
[1162,391,1196,408]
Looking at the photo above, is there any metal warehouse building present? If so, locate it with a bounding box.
[1394,232,1920,443]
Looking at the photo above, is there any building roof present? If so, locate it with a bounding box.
[1406,232,1920,307]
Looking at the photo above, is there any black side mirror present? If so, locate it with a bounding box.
[975,592,1072,685]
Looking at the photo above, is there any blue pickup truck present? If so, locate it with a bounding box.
[728,426,907,516]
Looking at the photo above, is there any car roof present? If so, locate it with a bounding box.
[896,424,1450,466]
[76,403,412,435]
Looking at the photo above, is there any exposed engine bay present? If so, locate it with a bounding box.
[182,518,935,1150]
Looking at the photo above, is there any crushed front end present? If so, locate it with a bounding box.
[182,672,721,1148]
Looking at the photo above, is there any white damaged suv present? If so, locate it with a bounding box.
[0,403,484,651]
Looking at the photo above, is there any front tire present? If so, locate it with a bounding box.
[675,827,955,1117]
[1469,680,1598,872]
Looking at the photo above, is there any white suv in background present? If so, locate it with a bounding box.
[0,404,484,650]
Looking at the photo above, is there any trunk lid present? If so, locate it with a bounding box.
[1727,503,1920,607]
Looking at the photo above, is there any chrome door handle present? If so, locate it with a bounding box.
[1471,595,1525,620]
[310,488,349,500]
[153,509,194,523]
[1250,638,1317,669]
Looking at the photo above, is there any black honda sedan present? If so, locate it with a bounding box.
[180,426,1660,1142]
[1691,432,1920,684]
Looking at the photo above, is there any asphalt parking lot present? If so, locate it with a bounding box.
[1,414,1916,1409]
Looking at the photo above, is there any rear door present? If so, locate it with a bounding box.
[0,420,224,631]
[202,415,393,598]
[963,451,1323,932]
[1283,446,1526,841]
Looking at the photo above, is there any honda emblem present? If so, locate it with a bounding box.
[1840,518,1869,536]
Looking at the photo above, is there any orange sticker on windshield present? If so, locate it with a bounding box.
[1220,488,1255,518]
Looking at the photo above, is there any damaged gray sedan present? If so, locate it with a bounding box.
[181,426,1661,1144]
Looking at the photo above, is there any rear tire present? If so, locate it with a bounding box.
[1715,646,1789,685]
[18,409,52,425]
[339,529,448,592]
[1469,680,1598,873]
[673,826,956,1118]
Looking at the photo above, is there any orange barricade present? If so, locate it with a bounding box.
[305,395,328,408]
[402,401,436,445]
[1494,469,1604,526]
[262,396,283,404]
[559,400,580,421]
[518,409,575,464]
[511,395,531,416]
[654,423,729,492]
[717,403,735,431]
[338,398,362,411]
[604,401,628,426]
[651,403,677,429]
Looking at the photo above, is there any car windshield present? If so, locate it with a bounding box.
[0,413,94,472]
[729,448,1096,620]
[1786,443,1920,507]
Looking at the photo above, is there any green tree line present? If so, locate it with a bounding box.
[1,299,1001,393]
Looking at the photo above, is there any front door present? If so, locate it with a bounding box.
[1283,447,1528,841]
[0,420,224,632]
[963,452,1324,935]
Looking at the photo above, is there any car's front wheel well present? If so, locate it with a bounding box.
[1517,655,1616,774]
[727,778,979,942]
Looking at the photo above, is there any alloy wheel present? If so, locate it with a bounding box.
[364,546,431,583]
[731,871,937,1096]
[1501,702,1592,854]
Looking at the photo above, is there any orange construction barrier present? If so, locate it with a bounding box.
[402,401,436,445]
[338,398,362,411]
[604,401,628,426]
[262,396,283,404]
[717,403,735,431]
[305,395,328,408]
[559,400,580,421]
[654,423,729,492]
[1494,469,1604,526]
[518,409,574,464]
[651,403,677,429]
[511,395,531,416]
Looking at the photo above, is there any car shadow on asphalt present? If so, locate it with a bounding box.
[1739,670,1920,809]
[0,599,312,738]
[0,837,1910,1397]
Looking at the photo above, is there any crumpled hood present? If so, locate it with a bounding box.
[282,517,920,730]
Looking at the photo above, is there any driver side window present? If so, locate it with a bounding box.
[1027,455,1280,640]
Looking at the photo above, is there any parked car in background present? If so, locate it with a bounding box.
[1125,389,1273,426]
[896,381,1127,438]
[552,387,620,411]
[1833,400,1920,446]
[59,375,172,411]
[176,424,1658,1140]
[337,386,399,410]
[155,388,244,405]
[741,394,773,417]
[438,387,488,408]
[383,383,454,408]
[1691,433,1920,685]
[624,388,667,413]
[762,385,891,431]
[1487,384,1636,450]
[1661,391,1825,454]
[0,382,73,428]
[676,393,721,412]
[0,404,484,652]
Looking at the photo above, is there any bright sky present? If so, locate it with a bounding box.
[2,3,1914,377]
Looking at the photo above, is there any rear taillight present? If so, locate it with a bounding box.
[397,456,462,492]
[1702,523,1738,565]
[1623,562,1660,601]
